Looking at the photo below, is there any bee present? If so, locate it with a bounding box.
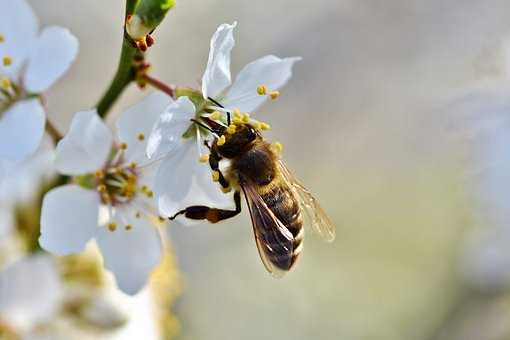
[170,106,335,276]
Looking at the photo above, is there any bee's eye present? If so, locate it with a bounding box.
[247,127,257,141]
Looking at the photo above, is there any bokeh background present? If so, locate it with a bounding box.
[9,0,510,339]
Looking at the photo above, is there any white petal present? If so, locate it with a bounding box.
[201,22,237,99]
[24,26,79,93]
[0,0,38,77]
[0,135,55,205]
[96,214,162,295]
[223,55,301,112]
[0,255,62,330]
[146,96,196,159]
[0,208,13,241]
[0,98,45,161]
[155,140,234,222]
[118,91,174,164]
[476,123,510,228]
[55,110,113,175]
[40,185,99,255]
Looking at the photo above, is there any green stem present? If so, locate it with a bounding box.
[96,38,142,117]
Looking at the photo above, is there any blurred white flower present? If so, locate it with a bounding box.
[147,22,300,220]
[0,254,63,332]
[0,0,78,163]
[40,92,171,295]
[453,93,510,291]
[0,136,55,265]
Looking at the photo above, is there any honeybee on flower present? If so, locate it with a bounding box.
[146,22,301,221]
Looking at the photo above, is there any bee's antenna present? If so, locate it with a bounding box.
[191,119,216,135]
[207,97,224,108]
[207,97,231,125]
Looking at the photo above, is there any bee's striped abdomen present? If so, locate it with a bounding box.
[261,183,304,270]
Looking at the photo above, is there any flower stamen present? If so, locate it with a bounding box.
[2,56,12,66]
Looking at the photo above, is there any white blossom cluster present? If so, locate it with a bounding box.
[0,1,300,300]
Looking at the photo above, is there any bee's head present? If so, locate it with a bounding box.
[215,122,259,158]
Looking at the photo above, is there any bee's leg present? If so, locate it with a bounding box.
[208,148,229,189]
[169,191,241,223]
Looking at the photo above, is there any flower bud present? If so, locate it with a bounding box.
[126,0,175,41]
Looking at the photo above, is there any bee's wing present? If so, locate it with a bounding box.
[278,160,336,242]
[241,183,295,278]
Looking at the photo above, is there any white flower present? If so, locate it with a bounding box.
[0,255,63,332]
[147,22,300,221]
[40,92,172,295]
[0,0,78,162]
[449,92,510,291]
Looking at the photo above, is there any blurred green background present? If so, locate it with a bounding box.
[32,0,510,339]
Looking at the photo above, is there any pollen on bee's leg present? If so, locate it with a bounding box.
[212,170,220,182]
[257,84,268,95]
[217,135,226,146]
[2,56,12,66]
[199,154,210,163]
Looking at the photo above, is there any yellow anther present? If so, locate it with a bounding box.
[125,224,133,231]
[0,35,4,43]
[137,133,145,141]
[119,142,128,150]
[108,222,117,232]
[95,170,105,179]
[251,121,262,130]
[1,78,10,90]
[232,117,243,125]
[129,162,137,169]
[260,122,271,130]
[226,124,237,134]
[2,56,12,66]
[221,186,232,193]
[233,108,241,118]
[242,113,250,123]
[158,216,165,223]
[212,170,220,182]
[135,211,142,218]
[210,111,221,120]
[97,184,106,193]
[146,190,154,198]
[257,84,268,95]
[270,91,280,100]
[272,142,283,154]
[140,185,148,193]
[199,154,210,163]
[217,135,226,146]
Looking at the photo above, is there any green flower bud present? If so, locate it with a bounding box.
[126,0,175,41]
